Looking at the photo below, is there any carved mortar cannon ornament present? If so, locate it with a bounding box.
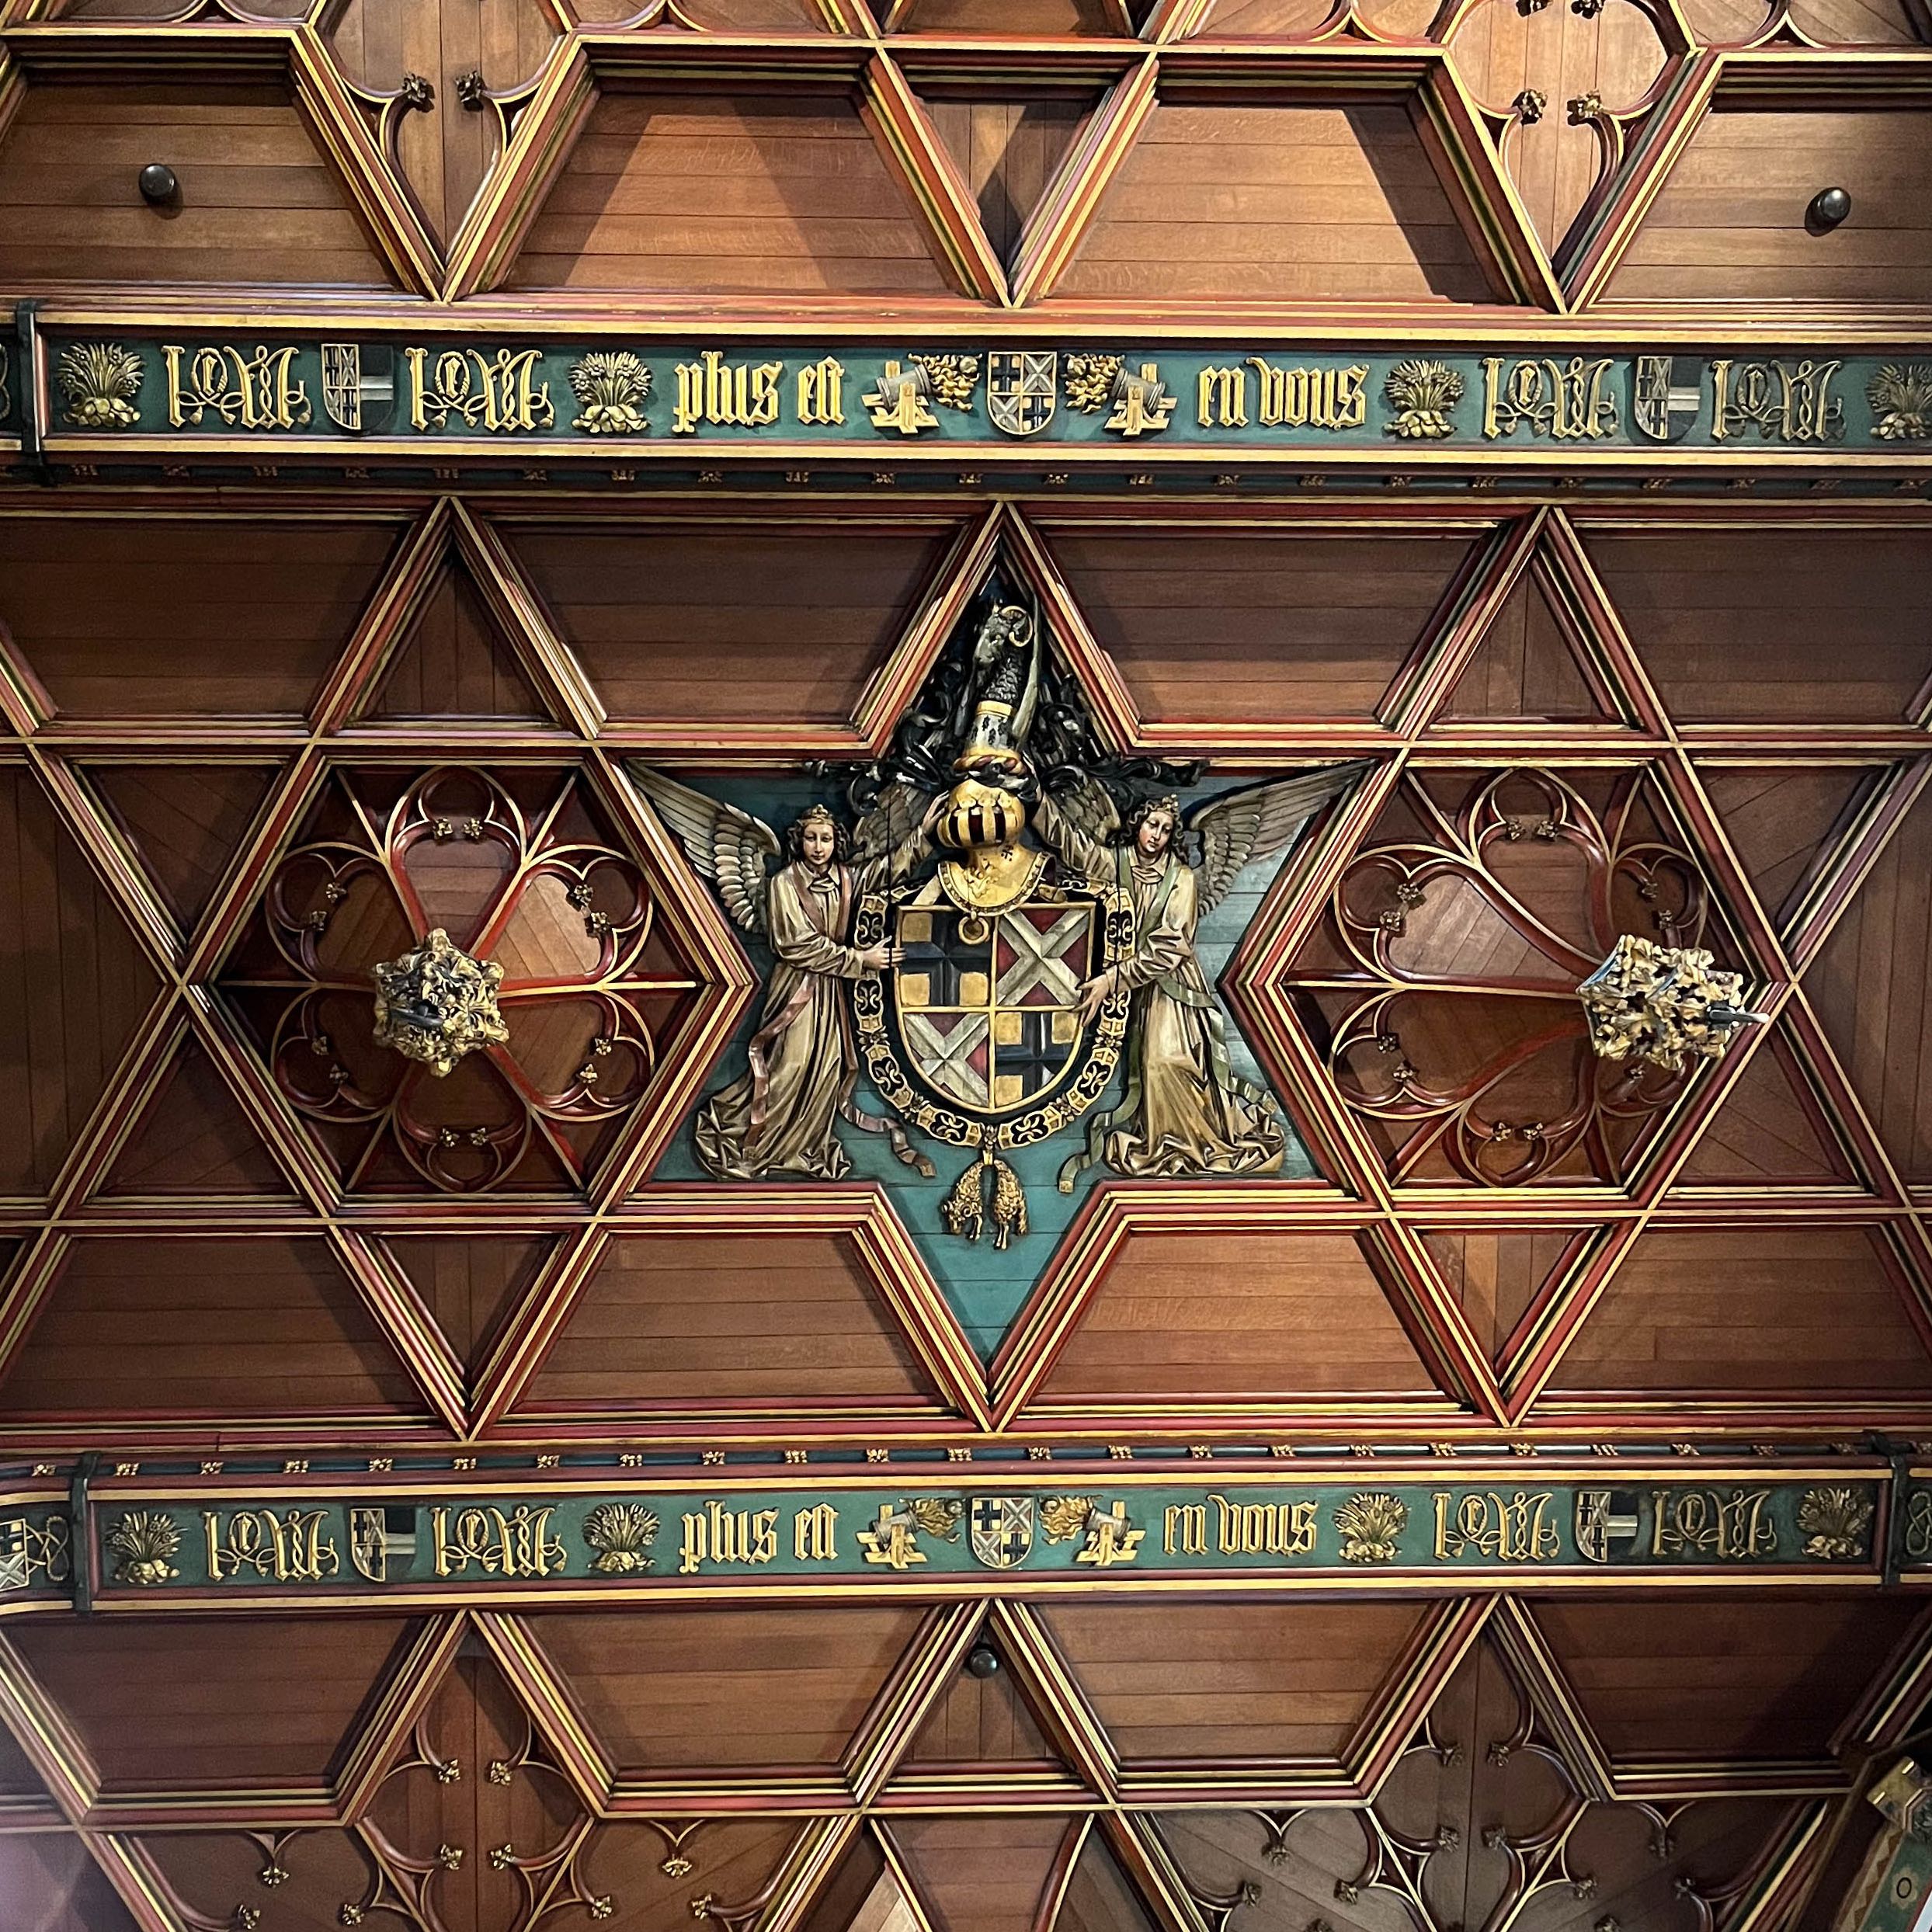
[370,928,509,1078]
[1576,933,1765,1073]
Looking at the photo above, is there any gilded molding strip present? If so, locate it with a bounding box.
[0,1467,1913,1611]
[30,332,1932,460]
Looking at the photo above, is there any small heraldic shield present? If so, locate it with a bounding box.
[987,350,1058,439]
[321,341,397,435]
[1632,355,1701,443]
[969,1495,1035,1569]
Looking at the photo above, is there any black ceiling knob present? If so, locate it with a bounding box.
[137,162,179,206]
[1806,186,1851,234]
[964,1643,1000,1680]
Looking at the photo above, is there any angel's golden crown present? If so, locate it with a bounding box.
[793,803,839,831]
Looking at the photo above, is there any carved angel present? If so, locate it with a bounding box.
[633,770,940,1181]
[1033,766,1366,1183]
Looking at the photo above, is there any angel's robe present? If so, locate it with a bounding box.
[1033,796,1284,1182]
[694,839,925,1182]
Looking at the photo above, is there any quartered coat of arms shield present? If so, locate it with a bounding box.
[852,852,1131,1187]
[987,350,1058,438]
[892,897,1095,1117]
[970,1496,1035,1569]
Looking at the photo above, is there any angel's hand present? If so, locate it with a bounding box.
[919,794,947,834]
[1077,973,1114,1023]
[860,942,903,974]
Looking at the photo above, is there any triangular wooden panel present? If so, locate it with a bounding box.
[890,1815,1078,1932]
[0,516,405,719]
[1788,0,1928,39]
[517,1228,948,1419]
[1673,1020,1858,1188]
[383,1234,552,1374]
[96,1034,296,1201]
[0,1706,50,1803]
[902,1649,1065,1772]
[570,0,825,18]
[0,82,396,290]
[10,1616,422,1791]
[1040,1600,1432,1764]
[505,91,952,296]
[565,1820,810,1932]
[0,1838,138,1930]
[1545,1225,1932,1400]
[922,94,1098,270]
[1437,569,1625,725]
[530,1606,926,1774]
[1211,0,1440,31]
[1417,1225,1600,1371]
[1585,530,1932,724]
[1697,763,1887,936]
[801,1829,903,1932]
[1053,99,1498,303]
[1158,1810,1374,1932]
[1056,1830,1161,1932]
[137,1829,386,1932]
[1029,1230,1443,1408]
[1046,526,1483,726]
[85,762,282,933]
[896,0,1121,33]
[365,561,552,724]
[1530,1593,1926,1762]
[0,767,164,1196]
[1604,106,1932,304]
[1805,784,1932,1186]
[511,520,958,730]
[0,1235,425,1419]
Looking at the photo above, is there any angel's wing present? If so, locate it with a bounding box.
[631,766,779,934]
[1188,761,1371,918]
[850,778,930,865]
[1045,772,1118,847]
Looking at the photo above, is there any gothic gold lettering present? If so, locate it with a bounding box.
[1197,365,1248,429]
[203,1507,339,1582]
[163,343,311,431]
[1709,359,1843,443]
[1431,1490,1560,1562]
[1482,356,1618,441]
[677,1500,780,1575]
[1208,1492,1318,1555]
[795,356,846,427]
[1164,1503,1207,1555]
[431,1505,566,1578]
[672,350,784,436]
[1649,1488,1777,1561]
[794,1502,839,1563]
[1245,358,1369,431]
[405,346,553,434]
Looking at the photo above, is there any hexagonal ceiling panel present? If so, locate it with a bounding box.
[214,763,733,1197]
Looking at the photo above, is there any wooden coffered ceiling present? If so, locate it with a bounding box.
[0,0,1927,318]
[1,489,1931,1930]
[4,0,1932,1927]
